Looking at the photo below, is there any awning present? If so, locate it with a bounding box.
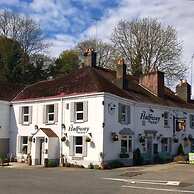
[40,128,58,137]
[119,128,134,135]
[33,128,58,138]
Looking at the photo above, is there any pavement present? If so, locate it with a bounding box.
[0,162,194,194]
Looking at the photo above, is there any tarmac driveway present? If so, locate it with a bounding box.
[1,163,194,194]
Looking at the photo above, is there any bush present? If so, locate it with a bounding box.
[93,165,101,170]
[174,155,188,162]
[133,148,143,165]
[177,144,184,155]
[88,163,94,169]
[48,160,58,167]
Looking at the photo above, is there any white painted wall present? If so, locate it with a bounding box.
[104,93,194,162]
[10,92,194,167]
[62,94,104,167]
[11,93,104,167]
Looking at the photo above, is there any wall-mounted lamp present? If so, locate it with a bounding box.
[33,138,36,143]
[61,124,66,129]
[45,138,48,143]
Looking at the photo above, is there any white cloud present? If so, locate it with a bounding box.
[45,34,77,58]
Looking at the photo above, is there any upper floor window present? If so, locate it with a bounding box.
[164,112,170,128]
[190,114,194,129]
[47,104,55,123]
[23,107,30,124]
[75,102,84,121]
[43,104,58,124]
[19,106,32,125]
[118,103,130,124]
[70,101,88,123]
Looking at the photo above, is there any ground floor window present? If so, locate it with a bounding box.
[120,136,132,153]
[18,136,28,154]
[191,140,194,152]
[74,136,83,155]
[161,138,170,153]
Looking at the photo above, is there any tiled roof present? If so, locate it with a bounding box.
[12,66,194,109]
[0,81,24,101]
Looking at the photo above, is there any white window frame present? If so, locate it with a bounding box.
[120,135,132,153]
[23,106,30,125]
[161,138,169,153]
[20,136,28,154]
[164,112,170,128]
[75,102,84,122]
[47,104,55,123]
[120,104,127,123]
[74,136,83,156]
[190,114,194,129]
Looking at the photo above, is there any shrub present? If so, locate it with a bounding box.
[133,148,143,165]
[48,160,58,167]
[177,144,184,155]
[93,165,101,170]
[88,163,94,169]
[174,155,187,162]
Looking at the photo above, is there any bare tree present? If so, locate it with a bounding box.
[0,10,47,56]
[112,18,186,84]
[76,38,117,69]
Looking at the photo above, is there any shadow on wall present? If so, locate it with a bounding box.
[9,106,18,158]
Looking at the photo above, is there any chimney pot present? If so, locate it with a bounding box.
[176,79,191,102]
[115,58,127,89]
[83,48,96,67]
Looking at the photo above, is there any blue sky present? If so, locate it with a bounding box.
[0,0,194,67]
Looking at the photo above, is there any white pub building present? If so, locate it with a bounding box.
[2,49,194,167]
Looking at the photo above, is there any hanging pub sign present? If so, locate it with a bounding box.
[140,111,160,124]
[176,119,186,131]
[68,124,89,134]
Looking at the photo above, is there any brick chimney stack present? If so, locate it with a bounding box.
[139,70,164,97]
[115,58,128,89]
[83,48,97,67]
[176,79,191,102]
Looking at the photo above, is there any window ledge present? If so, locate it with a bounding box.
[72,156,83,160]
[45,122,57,125]
[22,123,30,126]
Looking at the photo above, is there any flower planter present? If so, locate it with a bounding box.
[85,137,91,142]
[61,136,66,142]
